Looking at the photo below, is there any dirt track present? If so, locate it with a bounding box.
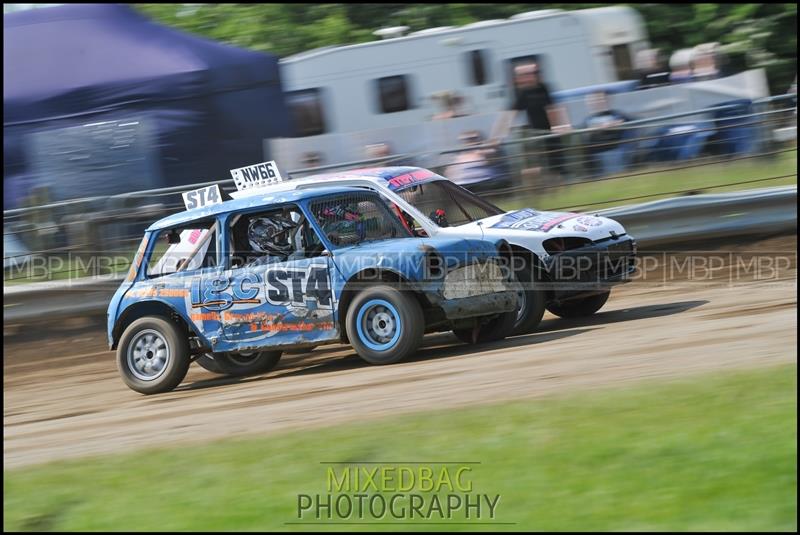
[4,237,797,469]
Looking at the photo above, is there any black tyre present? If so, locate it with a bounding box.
[196,353,224,374]
[116,316,190,395]
[511,255,547,335]
[285,346,318,355]
[196,351,282,377]
[546,290,611,318]
[452,309,517,344]
[346,285,424,365]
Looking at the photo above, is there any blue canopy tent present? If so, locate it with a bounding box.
[3,4,291,209]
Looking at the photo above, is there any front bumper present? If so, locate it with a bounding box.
[543,237,637,296]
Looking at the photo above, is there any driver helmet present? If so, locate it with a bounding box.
[429,208,449,227]
[247,214,297,256]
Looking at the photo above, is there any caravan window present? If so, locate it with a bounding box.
[286,88,327,136]
[611,44,634,81]
[375,75,412,113]
[467,50,489,86]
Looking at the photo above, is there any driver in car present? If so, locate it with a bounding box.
[429,208,449,227]
[315,202,367,246]
[245,213,299,266]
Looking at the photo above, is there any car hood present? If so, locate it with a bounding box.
[456,208,628,242]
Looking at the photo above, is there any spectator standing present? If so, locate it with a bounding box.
[491,63,572,181]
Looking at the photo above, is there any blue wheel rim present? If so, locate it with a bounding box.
[355,298,402,351]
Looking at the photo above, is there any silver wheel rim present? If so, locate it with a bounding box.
[127,329,170,381]
[227,352,259,367]
[364,306,397,345]
[515,289,528,324]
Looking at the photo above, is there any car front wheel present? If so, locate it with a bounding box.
[512,255,547,335]
[346,285,424,365]
[116,316,190,395]
[546,290,611,318]
[452,309,517,344]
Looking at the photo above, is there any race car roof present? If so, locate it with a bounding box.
[304,166,437,185]
[230,166,445,199]
[147,185,371,231]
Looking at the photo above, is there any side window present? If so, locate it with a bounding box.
[229,205,325,269]
[375,75,412,113]
[286,88,327,136]
[467,50,489,86]
[146,220,218,278]
[309,193,412,248]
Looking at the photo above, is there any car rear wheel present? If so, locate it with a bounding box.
[452,309,517,344]
[117,316,190,395]
[196,351,282,377]
[546,290,611,318]
[346,285,424,365]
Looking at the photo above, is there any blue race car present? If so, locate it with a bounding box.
[108,185,519,394]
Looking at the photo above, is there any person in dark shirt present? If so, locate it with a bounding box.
[491,63,572,180]
[513,80,555,130]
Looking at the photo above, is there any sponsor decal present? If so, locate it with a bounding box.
[249,321,335,333]
[490,209,581,232]
[573,224,588,232]
[190,266,332,312]
[187,229,202,244]
[129,287,188,298]
[386,169,437,190]
[575,216,603,227]
[191,312,221,322]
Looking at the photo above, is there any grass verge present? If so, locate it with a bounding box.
[500,150,797,212]
[4,364,797,531]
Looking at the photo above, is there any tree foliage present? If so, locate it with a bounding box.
[135,3,797,92]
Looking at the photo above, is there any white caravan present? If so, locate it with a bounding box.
[279,6,649,136]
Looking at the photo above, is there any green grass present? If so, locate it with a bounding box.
[499,149,797,212]
[4,365,797,531]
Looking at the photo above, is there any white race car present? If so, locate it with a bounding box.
[230,164,637,334]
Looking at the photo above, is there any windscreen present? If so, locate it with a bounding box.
[394,179,503,227]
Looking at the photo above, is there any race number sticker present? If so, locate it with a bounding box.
[182,184,222,210]
[230,161,283,191]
